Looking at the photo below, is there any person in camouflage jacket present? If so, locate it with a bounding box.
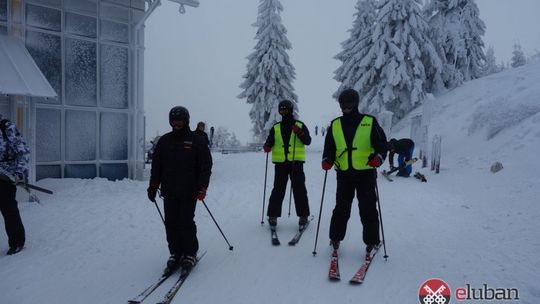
[0,113,30,255]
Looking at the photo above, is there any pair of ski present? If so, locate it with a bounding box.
[328,243,381,284]
[128,251,206,304]
[271,215,314,246]
[381,157,419,182]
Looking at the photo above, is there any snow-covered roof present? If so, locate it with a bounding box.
[0,34,57,98]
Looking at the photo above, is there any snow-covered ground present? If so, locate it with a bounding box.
[1,63,540,304]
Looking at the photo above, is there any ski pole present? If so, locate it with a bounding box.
[261,151,269,225]
[288,133,297,218]
[153,189,166,226]
[374,177,388,260]
[201,199,234,251]
[312,170,328,256]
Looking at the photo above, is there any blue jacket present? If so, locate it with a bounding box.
[0,114,30,178]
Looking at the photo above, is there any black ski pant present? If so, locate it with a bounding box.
[0,180,25,248]
[163,195,198,257]
[267,162,310,218]
[329,172,380,246]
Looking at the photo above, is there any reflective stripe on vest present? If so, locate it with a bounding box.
[272,122,305,163]
[331,116,374,170]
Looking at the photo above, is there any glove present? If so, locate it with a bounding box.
[291,125,304,136]
[367,153,383,168]
[322,161,333,171]
[263,145,272,153]
[196,187,207,201]
[147,184,158,203]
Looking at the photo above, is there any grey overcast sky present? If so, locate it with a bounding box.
[144,0,540,143]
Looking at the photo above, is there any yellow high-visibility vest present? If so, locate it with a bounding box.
[272,121,305,163]
[331,116,374,170]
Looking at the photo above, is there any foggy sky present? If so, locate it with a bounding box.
[144,0,540,143]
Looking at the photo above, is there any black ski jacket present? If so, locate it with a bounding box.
[322,111,387,179]
[150,128,212,198]
[194,129,210,147]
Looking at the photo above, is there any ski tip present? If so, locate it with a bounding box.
[328,276,341,282]
[288,241,296,246]
[127,301,141,304]
[349,280,363,285]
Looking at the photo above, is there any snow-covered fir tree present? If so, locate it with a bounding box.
[483,46,501,76]
[343,0,441,122]
[424,0,486,89]
[511,43,527,68]
[238,0,297,141]
[333,0,377,99]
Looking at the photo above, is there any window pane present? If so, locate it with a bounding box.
[36,108,61,161]
[65,164,96,178]
[26,31,62,104]
[100,44,128,109]
[65,110,96,161]
[36,165,61,180]
[65,12,97,38]
[26,4,61,32]
[64,0,97,15]
[0,0,7,21]
[0,25,6,34]
[100,19,128,44]
[100,163,127,180]
[100,2,129,23]
[0,102,9,118]
[100,112,127,160]
[65,38,97,106]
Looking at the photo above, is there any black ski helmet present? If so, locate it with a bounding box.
[338,89,359,108]
[169,106,190,125]
[278,100,294,112]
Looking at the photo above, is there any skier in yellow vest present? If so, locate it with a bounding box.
[321,89,388,253]
[263,100,311,228]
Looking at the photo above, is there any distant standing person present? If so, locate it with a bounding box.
[387,138,415,177]
[263,100,311,229]
[194,121,210,147]
[0,114,30,255]
[315,125,318,136]
[147,107,212,274]
[321,89,388,254]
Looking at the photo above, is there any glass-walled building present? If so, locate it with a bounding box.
[0,0,146,181]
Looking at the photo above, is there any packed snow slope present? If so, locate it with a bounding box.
[1,63,540,304]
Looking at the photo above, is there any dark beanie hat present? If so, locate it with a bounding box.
[338,89,359,104]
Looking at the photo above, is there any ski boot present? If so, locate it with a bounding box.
[180,255,197,272]
[298,216,308,230]
[163,254,181,276]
